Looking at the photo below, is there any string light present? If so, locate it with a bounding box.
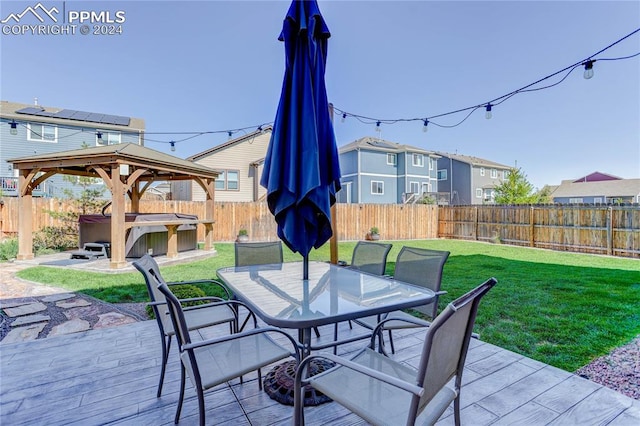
[485,104,493,120]
[341,113,346,123]
[170,141,175,152]
[9,120,18,135]
[96,131,102,140]
[422,119,429,132]
[228,131,233,140]
[333,28,638,133]
[375,121,381,133]
[583,59,595,79]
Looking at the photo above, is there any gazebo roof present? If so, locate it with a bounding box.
[8,143,220,181]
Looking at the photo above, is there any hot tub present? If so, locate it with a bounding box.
[78,213,198,258]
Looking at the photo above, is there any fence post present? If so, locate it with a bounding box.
[529,206,535,247]
[474,206,479,240]
[606,206,613,256]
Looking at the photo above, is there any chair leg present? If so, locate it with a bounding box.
[197,387,206,426]
[258,368,263,390]
[157,335,171,397]
[388,329,396,354]
[333,323,339,355]
[313,326,320,338]
[175,364,186,424]
[454,394,461,426]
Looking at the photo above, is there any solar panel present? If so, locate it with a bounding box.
[112,116,131,126]
[14,107,132,126]
[69,110,91,121]
[15,107,45,115]
[86,113,105,122]
[54,109,76,119]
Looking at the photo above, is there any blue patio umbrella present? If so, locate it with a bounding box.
[261,0,341,279]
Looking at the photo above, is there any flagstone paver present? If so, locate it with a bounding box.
[49,318,91,336]
[94,312,137,329]
[1,322,46,344]
[3,302,48,317]
[41,293,75,303]
[56,298,92,309]
[10,314,50,327]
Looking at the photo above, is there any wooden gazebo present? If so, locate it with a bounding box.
[9,143,220,268]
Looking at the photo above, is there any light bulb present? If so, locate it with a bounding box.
[485,104,493,120]
[228,131,233,140]
[341,113,346,123]
[96,131,102,140]
[170,141,176,152]
[583,60,594,79]
[10,121,18,135]
[422,119,429,133]
[375,121,381,133]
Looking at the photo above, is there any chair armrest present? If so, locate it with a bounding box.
[296,352,423,396]
[182,326,301,361]
[167,278,232,299]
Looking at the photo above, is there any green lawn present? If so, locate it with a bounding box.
[16,239,640,372]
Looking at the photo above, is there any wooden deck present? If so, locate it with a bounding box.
[1,320,639,425]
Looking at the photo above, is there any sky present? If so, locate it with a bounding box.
[1,0,639,189]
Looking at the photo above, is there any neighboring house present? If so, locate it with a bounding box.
[338,137,440,204]
[0,100,145,198]
[172,127,272,202]
[549,176,640,204]
[435,152,511,205]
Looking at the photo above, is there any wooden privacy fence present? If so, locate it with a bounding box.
[0,198,438,244]
[438,205,640,258]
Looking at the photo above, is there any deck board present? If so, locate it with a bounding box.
[1,320,639,425]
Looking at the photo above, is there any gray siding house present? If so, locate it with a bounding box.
[1,100,145,198]
[338,137,440,204]
[435,152,510,205]
[550,179,640,204]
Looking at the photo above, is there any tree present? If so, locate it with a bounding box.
[494,167,548,204]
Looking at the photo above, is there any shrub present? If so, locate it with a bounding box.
[0,238,18,261]
[145,284,208,319]
[34,226,77,252]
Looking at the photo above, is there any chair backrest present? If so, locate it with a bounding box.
[413,278,497,417]
[156,277,194,349]
[132,254,173,332]
[235,241,283,267]
[393,246,450,318]
[349,241,393,276]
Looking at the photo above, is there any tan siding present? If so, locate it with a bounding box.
[192,132,271,202]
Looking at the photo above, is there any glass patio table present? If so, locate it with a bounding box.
[217,261,436,405]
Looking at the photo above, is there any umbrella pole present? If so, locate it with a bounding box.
[303,255,309,280]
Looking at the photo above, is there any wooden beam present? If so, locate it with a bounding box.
[110,164,127,269]
[16,170,34,260]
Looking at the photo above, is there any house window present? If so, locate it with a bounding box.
[409,181,420,194]
[386,153,397,165]
[437,169,447,180]
[479,167,485,176]
[412,153,424,167]
[371,181,384,195]
[429,157,436,170]
[569,198,583,204]
[96,131,121,145]
[27,123,57,142]
[226,171,239,190]
[594,197,603,204]
[475,188,482,198]
[491,169,497,178]
[215,170,240,191]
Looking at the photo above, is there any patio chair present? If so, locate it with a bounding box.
[157,277,300,426]
[352,246,450,353]
[348,240,393,275]
[294,277,497,426]
[133,254,239,397]
[336,241,393,352]
[234,241,283,267]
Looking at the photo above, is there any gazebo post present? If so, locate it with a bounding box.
[16,170,34,260]
[110,164,127,269]
[203,178,215,251]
